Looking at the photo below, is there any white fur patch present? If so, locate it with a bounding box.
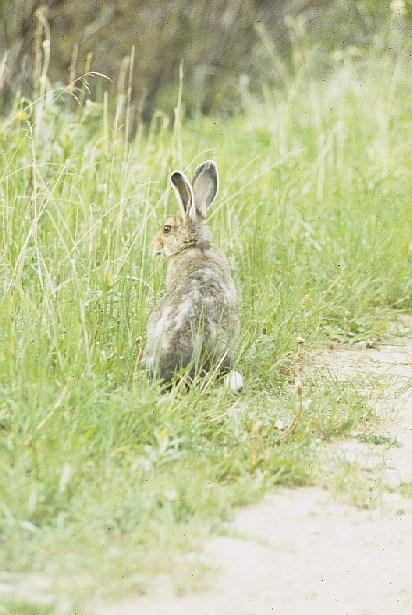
[141,356,154,368]
[153,307,171,337]
[224,370,243,393]
[175,297,193,329]
[202,267,219,280]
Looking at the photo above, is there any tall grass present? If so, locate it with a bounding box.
[0,47,411,593]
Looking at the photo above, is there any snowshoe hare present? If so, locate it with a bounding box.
[141,160,242,391]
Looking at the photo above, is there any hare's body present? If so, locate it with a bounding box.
[141,161,242,388]
[143,243,239,381]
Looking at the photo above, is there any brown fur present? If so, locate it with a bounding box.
[141,161,240,383]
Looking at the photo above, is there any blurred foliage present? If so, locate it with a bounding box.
[0,0,411,126]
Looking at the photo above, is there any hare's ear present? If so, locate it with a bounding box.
[171,171,194,220]
[192,160,218,218]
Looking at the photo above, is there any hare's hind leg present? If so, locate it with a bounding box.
[224,370,243,393]
[158,346,194,383]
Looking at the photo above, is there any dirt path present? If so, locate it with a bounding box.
[98,325,412,615]
[1,323,411,614]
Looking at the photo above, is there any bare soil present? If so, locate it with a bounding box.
[98,322,412,615]
[2,320,411,615]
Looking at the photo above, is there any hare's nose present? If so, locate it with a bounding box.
[152,243,162,257]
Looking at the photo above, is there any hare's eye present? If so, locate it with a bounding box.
[163,225,172,234]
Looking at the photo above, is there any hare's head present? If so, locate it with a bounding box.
[153,160,218,257]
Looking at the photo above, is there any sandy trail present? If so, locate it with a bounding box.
[1,324,411,614]
[99,327,412,615]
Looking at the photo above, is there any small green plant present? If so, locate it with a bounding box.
[324,458,386,510]
[0,601,70,615]
[399,482,412,498]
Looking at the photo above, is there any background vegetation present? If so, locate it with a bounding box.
[1,0,412,124]
[0,0,411,609]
